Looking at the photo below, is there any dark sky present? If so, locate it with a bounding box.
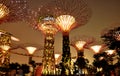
[0,0,120,64]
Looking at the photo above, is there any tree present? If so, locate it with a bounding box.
[101,26,120,56]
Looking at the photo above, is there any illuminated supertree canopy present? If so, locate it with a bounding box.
[0,0,27,24]
[26,1,62,30]
[54,0,92,33]
[37,15,58,35]
[71,35,95,51]
[27,0,91,33]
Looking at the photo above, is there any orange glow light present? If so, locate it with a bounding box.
[105,50,115,55]
[75,41,86,50]
[56,15,75,32]
[26,46,37,55]
[38,16,58,34]
[90,45,102,53]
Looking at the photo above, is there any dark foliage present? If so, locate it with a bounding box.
[20,64,30,74]
[9,63,20,70]
[101,27,120,50]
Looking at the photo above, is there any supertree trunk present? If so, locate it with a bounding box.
[61,33,71,75]
[78,51,84,57]
[76,50,85,75]
[42,33,55,75]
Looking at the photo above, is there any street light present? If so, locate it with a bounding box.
[26,46,37,64]
[26,46,37,76]
[55,54,61,65]
[54,54,61,75]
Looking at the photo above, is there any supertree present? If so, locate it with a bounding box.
[90,43,111,75]
[71,35,94,75]
[0,0,27,24]
[26,4,59,75]
[37,15,58,75]
[0,29,19,75]
[0,30,13,75]
[54,0,92,75]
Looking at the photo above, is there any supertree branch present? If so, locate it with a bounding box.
[70,35,94,75]
[71,35,95,56]
[54,0,92,31]
[0,0,28,24]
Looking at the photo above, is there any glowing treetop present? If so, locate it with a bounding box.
[90,45,103,54]
[105,50,115,55]
[56,15,75,32]
[26,3,60,34]
[0,0,27,24]
[0,4,9,19]
[37,15,58,35]
[71,35,95,51]
[54,0,91,33]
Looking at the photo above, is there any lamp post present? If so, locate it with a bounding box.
[55,54,61,75]
[26,46,37,76]
[55,54,61,65]
[26,46,36,64]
